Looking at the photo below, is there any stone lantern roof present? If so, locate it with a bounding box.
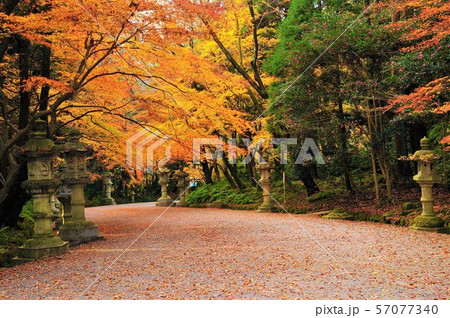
[19,120,57,158]
[159,166,171,174]
[174,169,188,178]
[62,128,89,154]
[410,137,440,162]
[256,161,273,170]
[61,127,91,183]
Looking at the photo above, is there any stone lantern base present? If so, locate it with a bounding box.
[256,203,276,213]
[156,197,173,206]
[176,200,189,207]
[59,220,103,246]
[13,235,69,264]
[410,216,448,233]
[102,197,116,205]
[322,208,354,220]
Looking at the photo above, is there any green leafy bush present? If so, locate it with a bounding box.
[86,195,104,207]
[0,224,33,267]
[187,181,258,205]
[306,190,338,202]
[0,226,28,248]
[19,200,34,222]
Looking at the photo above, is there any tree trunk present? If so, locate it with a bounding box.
[394,122,413,180]
[295,164,320,196]
[0,35,31,226]
[366,105,381,204]
[370,146,381,205]
[211,162,221,182]
[223,156,246,190]
[443,116,448,190]
[246,157,256,186]
[17,36,31,131]
[39,45,51,114]
[220,165,237,189]
[336,98,353,193]
[0,162,28,227]
[200,160,213,184]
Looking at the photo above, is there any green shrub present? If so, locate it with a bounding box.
[86,194,104,207]
[0,224,33,267]
[187,181,258,205]
[0,226,28,248]
[285,206,308,214]
[402,201,421,211]
[17,220,34,238]
[306,190,338,202]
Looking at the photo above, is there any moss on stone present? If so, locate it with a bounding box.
[407,211,421,217]
[323,208,353,220]
[22,235,66,249]
[369,215,382,223]
[0,247,16,267]
[59,220,96,230]
[412,216,445,228]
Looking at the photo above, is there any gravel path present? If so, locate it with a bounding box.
[0,203,449,299]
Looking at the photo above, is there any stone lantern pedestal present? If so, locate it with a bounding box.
[51,193,62,229]
[14,120,69,262]
[57,187,71,222]
[58,129,102,245]
[175,169,189,207]
[257,162,276,212]
[156,167,173,206]
[57,162,72,224]
[409,137,447,233]
[102,171,116,205]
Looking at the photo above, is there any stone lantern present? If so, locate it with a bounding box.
[58,128,102,245]
[57,162,72,224]
[102,171,116,205]
[174,169,189,207]
[256,162,276,212]
[15,120,69,261]
[156,167,173,206]
[186,178,193,197]
[409,137,446,233]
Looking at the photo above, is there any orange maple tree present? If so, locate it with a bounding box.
[386,0,449,146]
[1,0,254,172]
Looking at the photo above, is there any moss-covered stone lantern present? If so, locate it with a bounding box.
[102,171,116,205]
[256,162,276,212]
[58,128,102,245]
[174,169,189,207]
[156,167,173,206]
[409,137,447,233]
[15,120,69,262]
